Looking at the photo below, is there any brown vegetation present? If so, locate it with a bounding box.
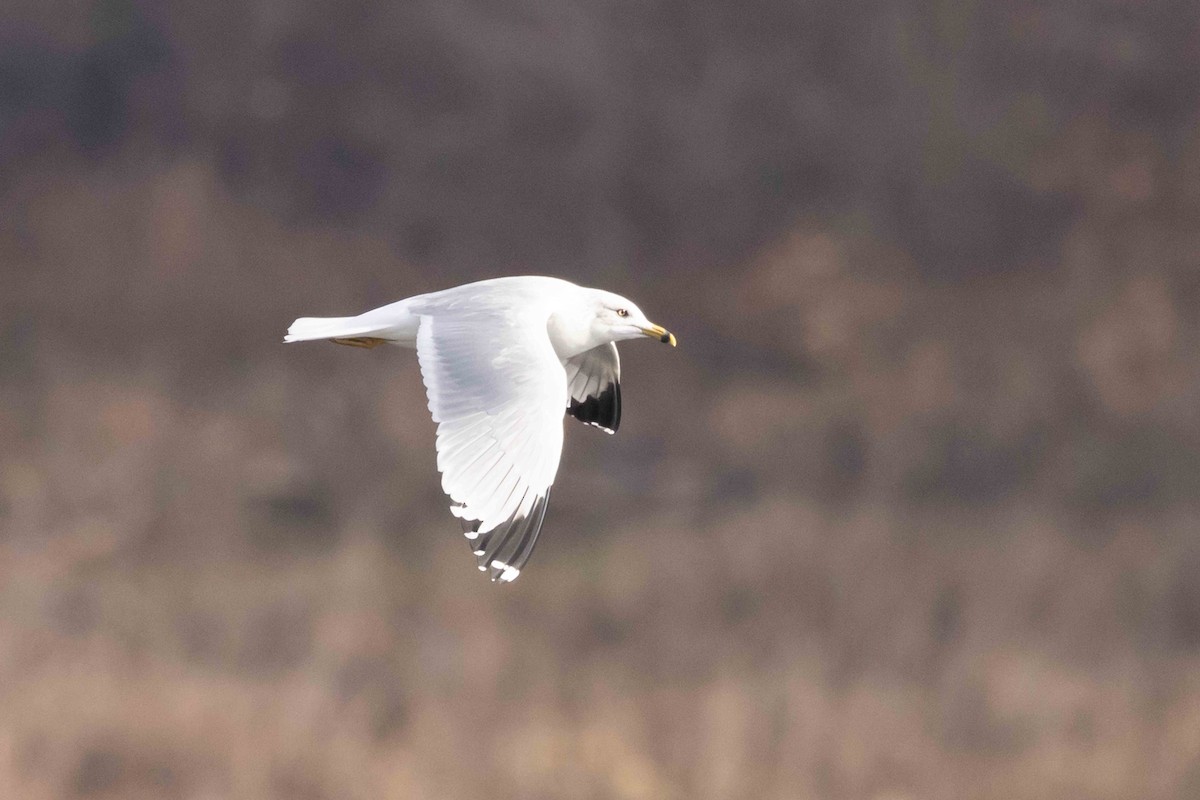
[2,1,1200,797]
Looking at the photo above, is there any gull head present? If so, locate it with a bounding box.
[548,285,677,359]
[585,289,677,347]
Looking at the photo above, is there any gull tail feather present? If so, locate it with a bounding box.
[285,301,419,346]
[284,316,391,344]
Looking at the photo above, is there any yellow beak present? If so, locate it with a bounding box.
[641,324,677,346]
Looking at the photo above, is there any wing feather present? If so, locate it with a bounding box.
[565,343,621,434]
[415,308,566,581]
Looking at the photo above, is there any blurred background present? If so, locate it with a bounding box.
[2,0,1200,797]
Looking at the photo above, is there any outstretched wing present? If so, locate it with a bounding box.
[564,343,621,434]
[415,309,567,582]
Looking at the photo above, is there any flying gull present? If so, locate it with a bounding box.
[285,276,676,582]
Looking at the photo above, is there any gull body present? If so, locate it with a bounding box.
[285,276,675,582]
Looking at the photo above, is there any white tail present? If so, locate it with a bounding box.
[285,297,419,347]
[284,316,389,343]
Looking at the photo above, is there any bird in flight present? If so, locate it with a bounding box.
[285,276,676,582]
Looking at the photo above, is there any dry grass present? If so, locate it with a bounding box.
[3,151,1200,799]
[4,1,1200,796]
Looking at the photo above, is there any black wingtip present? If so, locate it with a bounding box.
[567,382,621,433]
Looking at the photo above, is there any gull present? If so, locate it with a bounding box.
[284,276,676,582]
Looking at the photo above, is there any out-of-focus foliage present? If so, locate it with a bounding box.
[2,1,1200,798]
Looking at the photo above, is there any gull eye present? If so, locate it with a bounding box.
[615,308,630,318]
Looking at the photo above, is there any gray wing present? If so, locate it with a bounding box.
[415,309,567,582]
[564,343,621,434]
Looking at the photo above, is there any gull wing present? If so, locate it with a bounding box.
[564,342,621,434]
[414,309,567,582]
